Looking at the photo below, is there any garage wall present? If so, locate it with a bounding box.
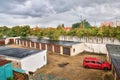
[21,50,47,72]
[5,57,21,69]
[71,43,85,56]
[84,43,107,54]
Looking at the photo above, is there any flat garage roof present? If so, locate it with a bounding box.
[30,39,81,47]
[0,59,11,66]
[0,47,44,59]
[106,44,120,78]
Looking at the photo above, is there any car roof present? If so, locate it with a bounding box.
[84,57,100,61]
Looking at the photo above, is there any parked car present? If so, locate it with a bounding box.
[83,57,111,70]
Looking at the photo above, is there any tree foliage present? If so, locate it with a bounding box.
[0,25,120,40]
[72,20,91,29]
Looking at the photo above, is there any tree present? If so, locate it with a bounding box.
[97,28,104,37]
[72,22,81,28]
[72,20,91,29]
[20,25,30,38]
[57,24,64,29]
[115,27,120,40]
[0,26,9,36]
[7,26,21,37]
[82,19,91,28]
[89,27,98,36]
[0,33,3,38]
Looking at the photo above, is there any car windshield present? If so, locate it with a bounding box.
[97,61,103,64]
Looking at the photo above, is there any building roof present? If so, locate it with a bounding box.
[112,58,120,78]
[18,38,81,47]
[0,59,11,66]
[106,44,120,78]
[0,38,5,41]
[34,39,81,47]
[0,47,44,59]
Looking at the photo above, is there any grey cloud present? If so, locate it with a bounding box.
[0,0,120,27]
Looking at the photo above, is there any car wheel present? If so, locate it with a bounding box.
[85,66,89,68]
[104,67,108,71]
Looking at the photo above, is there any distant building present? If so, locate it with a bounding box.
[63,27,72,31]
[101,21,120,27]
[101,21,113,27]
[113,21,120,27]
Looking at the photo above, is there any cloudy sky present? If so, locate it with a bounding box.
[0,0,120,27]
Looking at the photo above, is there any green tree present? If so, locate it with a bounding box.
[20,25,30,38]
[89,27,98,36]
[72,20,91,29]
[57,24,64,29]
[82,19,91,28]
[115,27,120,40]
[0,26,9,36]
[72,22,81,28]
[0,33,3,38]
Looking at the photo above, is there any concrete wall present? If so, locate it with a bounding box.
[71,43,85,56]
[59,36,120,54]
[59,36,120,44]
[5,57,21,69]
[21,50,47,72]
[84,43,107,54]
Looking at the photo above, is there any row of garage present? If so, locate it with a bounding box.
[0,38,16,46]
[15,39,84,56]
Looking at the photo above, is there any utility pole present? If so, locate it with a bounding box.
[116,19,117,27]
[95,21,96,27]
[80,15,83,28]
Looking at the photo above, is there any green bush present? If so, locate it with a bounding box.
[7,77,13,80]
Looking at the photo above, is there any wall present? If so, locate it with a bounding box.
[59,36,120,44]
[5,57,21,69]
[5,37,20,44]
[0,63,13,80]
[71,43,85,56]
[21,50,47,72]
[59,36,120,54]
[84,43,107,54]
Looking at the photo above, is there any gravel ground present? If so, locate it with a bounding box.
[7,44,113,80]
[30,52,113,80]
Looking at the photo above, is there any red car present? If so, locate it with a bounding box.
[83,57,111,70]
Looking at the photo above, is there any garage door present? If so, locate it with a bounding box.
[63,47,70,55]
[36,42,40,49]
[31,42,34,47]
[54,45,60,53]
[41,43,45,50]
[47,44,52,51]
[9,39,14,44]
[20,40,22,45]
[0,40,5,46]
[16,39,19,45]
[24,41,26,46]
